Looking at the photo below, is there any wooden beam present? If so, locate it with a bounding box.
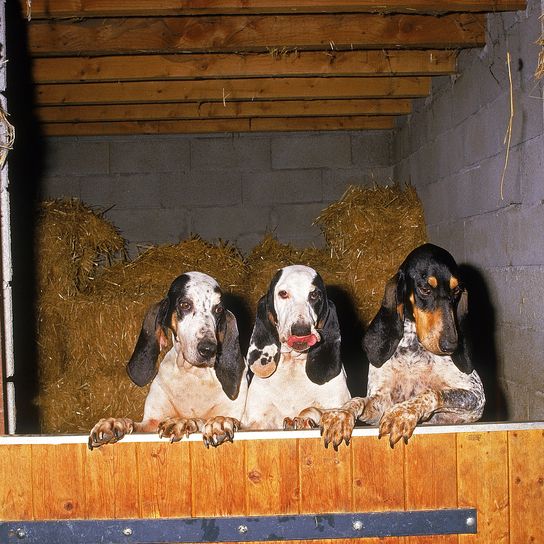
[32,50,457,84]
[23,0,527,18]
[37,98,412,123]
[35,77,430,105]
[41,116,395,135]
[28,14,486,56]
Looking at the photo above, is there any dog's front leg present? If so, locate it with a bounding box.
[378,390,441,447]
[202,416,241,448]
[283,407,323,431]
[158,417,205,442]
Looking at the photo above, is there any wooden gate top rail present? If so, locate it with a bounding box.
[0,421,542,444]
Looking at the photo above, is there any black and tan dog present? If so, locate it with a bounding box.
[88,271,247,449]
[321,243,485,448]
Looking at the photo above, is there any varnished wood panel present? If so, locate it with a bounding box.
[457,431,509,544]
[299,438,352,513]
[32,51,457,84]
[28,14,485,56]
[190,440,246,517]
[137,441,192,518]
[509,429,544,544]
[404,433,457,544]
[351,436,405,544]
[31,443,86,519]
[112,442,141,518]
[246,438,300,515]
[84,443,116,518]
[23,0,527,18]
[0,444,33,520]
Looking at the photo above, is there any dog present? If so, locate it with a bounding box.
[88,271,248,449]
[320,243,485,448]
[243,264,351,430]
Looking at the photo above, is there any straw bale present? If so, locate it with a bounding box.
[90,236,247,299]
[315,184,427,324]
[37,294,151,434]
[36,199,124,298]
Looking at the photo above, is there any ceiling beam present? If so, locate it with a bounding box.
[23,0,527,18]
[41,116,395,136]
[28,13,485,56]
[37,99,412,123]
[35,77,430,105]
[32,50,457,84]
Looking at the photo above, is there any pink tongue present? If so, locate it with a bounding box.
[287,334,318,348]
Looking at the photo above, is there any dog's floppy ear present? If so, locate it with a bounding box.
[247,292,281,378]
[306,298,342,385]
[363,273,404,368]
[215,310,246,400]
[126,299,169,386]
[452,288,473,374]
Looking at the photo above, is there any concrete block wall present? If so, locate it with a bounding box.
[41,131,393,255]
[393,0,544,420]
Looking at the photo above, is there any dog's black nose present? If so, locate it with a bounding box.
[197,339,217,359]
[291,320,312,337]
[439,336,457,354]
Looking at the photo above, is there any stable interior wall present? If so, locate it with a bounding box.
[40,131,393,256]
[393,0,544,420]
[37,1,544,422]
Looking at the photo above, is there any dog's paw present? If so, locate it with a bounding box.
[319,409,355,451]
[202,416,240,448]
[88,417,134,450]
[283,416,318,430]
[158,417,203,442]
[379,404,419,447]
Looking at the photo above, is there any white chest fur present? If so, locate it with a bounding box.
[142,348,248,422]
[243,351,350,429]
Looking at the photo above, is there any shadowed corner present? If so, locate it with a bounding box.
[5,1,46,432]
[458,264,508,421]
[326,285,367,399]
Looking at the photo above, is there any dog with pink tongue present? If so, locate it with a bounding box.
[242,265,351,430]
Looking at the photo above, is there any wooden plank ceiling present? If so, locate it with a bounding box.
[24,1,526,135]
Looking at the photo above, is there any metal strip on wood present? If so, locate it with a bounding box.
[0,510,477,543]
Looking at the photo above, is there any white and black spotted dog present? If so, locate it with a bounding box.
[321,244,485,449]
[243,265,351,430]
[88,271,248,449]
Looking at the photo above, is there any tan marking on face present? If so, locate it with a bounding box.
[170,312,178,335]
[397,303,404,320]
[427,276,438,288]
[413,307,443,354]
[450,276,459,290]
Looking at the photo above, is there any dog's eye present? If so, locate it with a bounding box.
[179,301,192,312]
[278,290,289,299]
[418,285,432,296]
[214,305,224,314]
[308,290,320,301]
[452,286,462,297]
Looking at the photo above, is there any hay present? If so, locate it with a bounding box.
[90,236,247,299]
[36,199,125,298]
[315,184,427,324]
